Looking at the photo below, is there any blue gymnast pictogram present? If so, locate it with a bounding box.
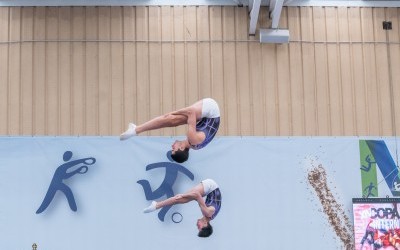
[36,151,96,214]
[360,155,376,172]
[363,182,377,198]
[137,156,194,222]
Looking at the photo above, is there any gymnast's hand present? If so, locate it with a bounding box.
[174,194,184,200]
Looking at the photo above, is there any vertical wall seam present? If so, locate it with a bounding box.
[57,7,60,135]
[261,44,267,135]
[44,7,48,135]
[234,7,241,136]
[121,6,125,130]
[386,8,398,147]
[360,8,369,135]
[246,9,254,135]
[208,6,213,99]
[69,7,72,135]
[97,6,101,135]
[96,6,100,135]
[348,8,357,136]
[70,7,74,135]
[276,45,280,135]
[134,7,138,133]
[299,7,306,135]
[147,6,151,129]
[171,6,176,135]
[109,7,112,135]
[312,7,318,136]
[183,6,188,107]
[31,7,35,135]
[83,6,86,136]
[336,7,344,135]
[286,9,293,136]
[6,7,10,135]
[222,7,227,136]
[160,6,164,135]
[18,7,22,135]
[372,8,383,135]
[221,7,227,135]
[196,6,200,101]
[324,7,332,135]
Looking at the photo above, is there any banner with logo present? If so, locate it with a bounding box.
[353,198,400,250]
[0,136,399,250]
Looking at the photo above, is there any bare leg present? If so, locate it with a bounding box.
[120,112,188,140]
[143,183,204,213]
[137,99,203,134]
[121,100,203,140]
[135,113,188,134]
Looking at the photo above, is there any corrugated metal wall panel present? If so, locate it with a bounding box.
[0,8,8,134]
[0,6,399,136]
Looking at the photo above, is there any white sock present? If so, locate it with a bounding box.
[143,201,157,213]
[120,123,137,140]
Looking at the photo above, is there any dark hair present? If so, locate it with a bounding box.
[198,223,213,238]
[171,148,189,163]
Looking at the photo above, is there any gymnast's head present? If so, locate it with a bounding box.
[171,140,190,163]
[197,218,213,238]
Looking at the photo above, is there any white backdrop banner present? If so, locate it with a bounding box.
[0,136,399,250]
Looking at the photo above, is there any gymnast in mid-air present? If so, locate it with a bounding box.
[120,98,220,163]
[143,179,221,238]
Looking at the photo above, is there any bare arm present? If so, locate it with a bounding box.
[174,192,214,218]
[169,107,204,145]
[172,192,214,218]
[155,184,214,218]
[185,109,204,145]
[194,193,215,218]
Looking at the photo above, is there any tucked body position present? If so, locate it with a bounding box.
[143,179,221,238]
[120,98,220,163]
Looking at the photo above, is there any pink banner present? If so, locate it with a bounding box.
[354,199,400,250]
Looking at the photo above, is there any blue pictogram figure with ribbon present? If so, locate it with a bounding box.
[36,151,96,214]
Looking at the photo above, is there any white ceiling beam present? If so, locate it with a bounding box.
[269,0,284,29]
[249,0,261,35]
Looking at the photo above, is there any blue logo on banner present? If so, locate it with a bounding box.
[137,158,194,222]
[36,151,96,214]
[365,140,400,196]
